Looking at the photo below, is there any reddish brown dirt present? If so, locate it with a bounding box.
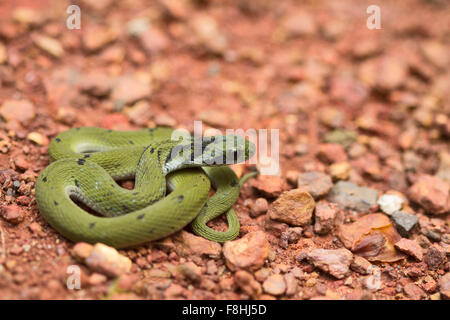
[0,0,449,300]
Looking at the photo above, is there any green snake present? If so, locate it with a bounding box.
[35,127,256,248]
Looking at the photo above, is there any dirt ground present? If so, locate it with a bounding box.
[0,0,449,300]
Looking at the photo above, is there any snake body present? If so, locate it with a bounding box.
[35,127,256,248]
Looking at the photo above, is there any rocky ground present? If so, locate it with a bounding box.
[0,0,449,300]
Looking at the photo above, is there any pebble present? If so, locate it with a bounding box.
[252,175,286,198]
[1,204,24,224]
[391,211,418,236]
[316,143,348,164]
[84,243,132,277]
[403,283,426,300]
[223,231,269,271]
[268,189,315,226]
[262,274,286,296]
[324,129,357,148]
[111,76,152,108]
[234,270,262,297]
[177,262,202,283]
[420,41,449,69]
[424,243,447,270]
[0,42,7,64]
[72,242,94,261]
[297,171,333,199]
[250,198,269,218]
[439,272,450,299]
[282,12,317,37]
[307,248,353,279]
[123,101,152,126]
[82,26,116,52]
[377,194,404,215]
[79,73,112,97]
[27,132,49,146]
[88,273,107,286]
[314,201,338,235]
[32,35,64,58]
[172,230,222,258]
[284,272,298,296]
[329,162,351,181]
[327,181,378,212]
[394,238,423,261]
[350,256,372,275]
[408,175,449,215]
[359,56,408,90]
[0,99,36,124]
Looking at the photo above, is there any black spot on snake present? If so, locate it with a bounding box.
[177,195,184,203]
[83,154,90,158]
[42,177,47,182]
[89,222,96,229]
[122,205,129,211]
[54,200,59,206]
[55,138,61,143]
[76,127,80,131]
[77,158,86,165]
[230,181,238,187]
[129,140,134,144]
[150,148,155,154]
[137,214,145,220]
[74,179,80,188]
[132,192,139,196]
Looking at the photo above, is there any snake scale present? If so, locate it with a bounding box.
[35,127,256,248]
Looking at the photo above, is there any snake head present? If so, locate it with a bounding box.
[166,134,256,170]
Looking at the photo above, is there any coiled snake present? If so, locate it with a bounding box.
[35,127,256,248]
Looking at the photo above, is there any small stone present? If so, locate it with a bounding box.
[377,194,404,215]
[424,243,447,270]
[32,35,64,58]
[282,12,317,37]
[262,274,286,296]
[317,143,348,164]
[439,272,450,299]
[408,175,449,215]
[327,181,378,212]
[268,189,315,226]
[27,132,49,146]
[85,243,132,277]
[71,242,94,262]
[284,273,297,296]
[329,162,351,181]
[234,270,262,297]
[250,198,269,218]
[391,211,418,236]
[172,231,222,258]
[153,114,177,127]
[82,26,116,52]
[394,239,423,261]
[297,171,333,199]
[359,56,408,91]
[1,204,24,224]
[253,175,286,198]
[198,110,230,127]
[111,76,151,108]
[420,41,449,69]
[28,222,42,235]
[403,283,426,300]
[88,273,107,286]
[139,26,169,54]
[177,262,202,283]
[0,99,35,124]
[189,14,228,54]
[79,73,112,97]
[324,130,357,147]
[123,101,152,126]
[307,248,353,279]
[223,231,269,271]
[314,201,338,235]
[350,256,372,275]
[0,42,7,64]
